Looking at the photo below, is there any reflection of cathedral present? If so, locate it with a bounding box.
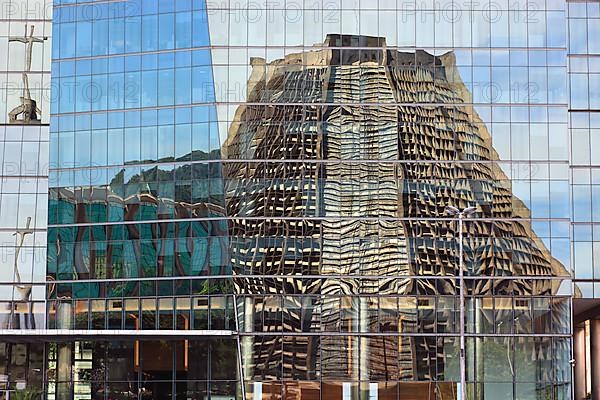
[223,35,570,396]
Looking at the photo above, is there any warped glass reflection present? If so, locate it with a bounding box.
[223,35,571,397]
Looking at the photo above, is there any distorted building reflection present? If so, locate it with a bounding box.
[222,35,571,400]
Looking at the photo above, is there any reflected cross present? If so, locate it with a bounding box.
[9,25,47,72]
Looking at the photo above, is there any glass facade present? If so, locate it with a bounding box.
[568,0,600,294]
[45,0,573,399]
[47,0,239,398]
[0,0,52,125]
[567,1,600,399]
[0,0,52,397]
[6,0,600,399]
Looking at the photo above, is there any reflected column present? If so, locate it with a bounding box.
[573,324,586,400]
[466,296,484,400]
[590,320,600,400]
[56,299,73,400]
[241,297,254,391]
[474,297,484,400]
[359,298,369,398]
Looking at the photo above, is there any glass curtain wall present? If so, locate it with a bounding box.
[567,2,600,399]
[205,1,572,400]
[47,0,239,399]
[46,0,573,400]
[0,0,52,397]
[568,0,600,294]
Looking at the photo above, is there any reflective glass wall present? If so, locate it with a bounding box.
[568,0,600,295]
[47,0,573,399]
[48,0,239,398]
[0,0,52,397]
[206,1,571,399]
[0,0,52,125]
[567,1,600,399]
